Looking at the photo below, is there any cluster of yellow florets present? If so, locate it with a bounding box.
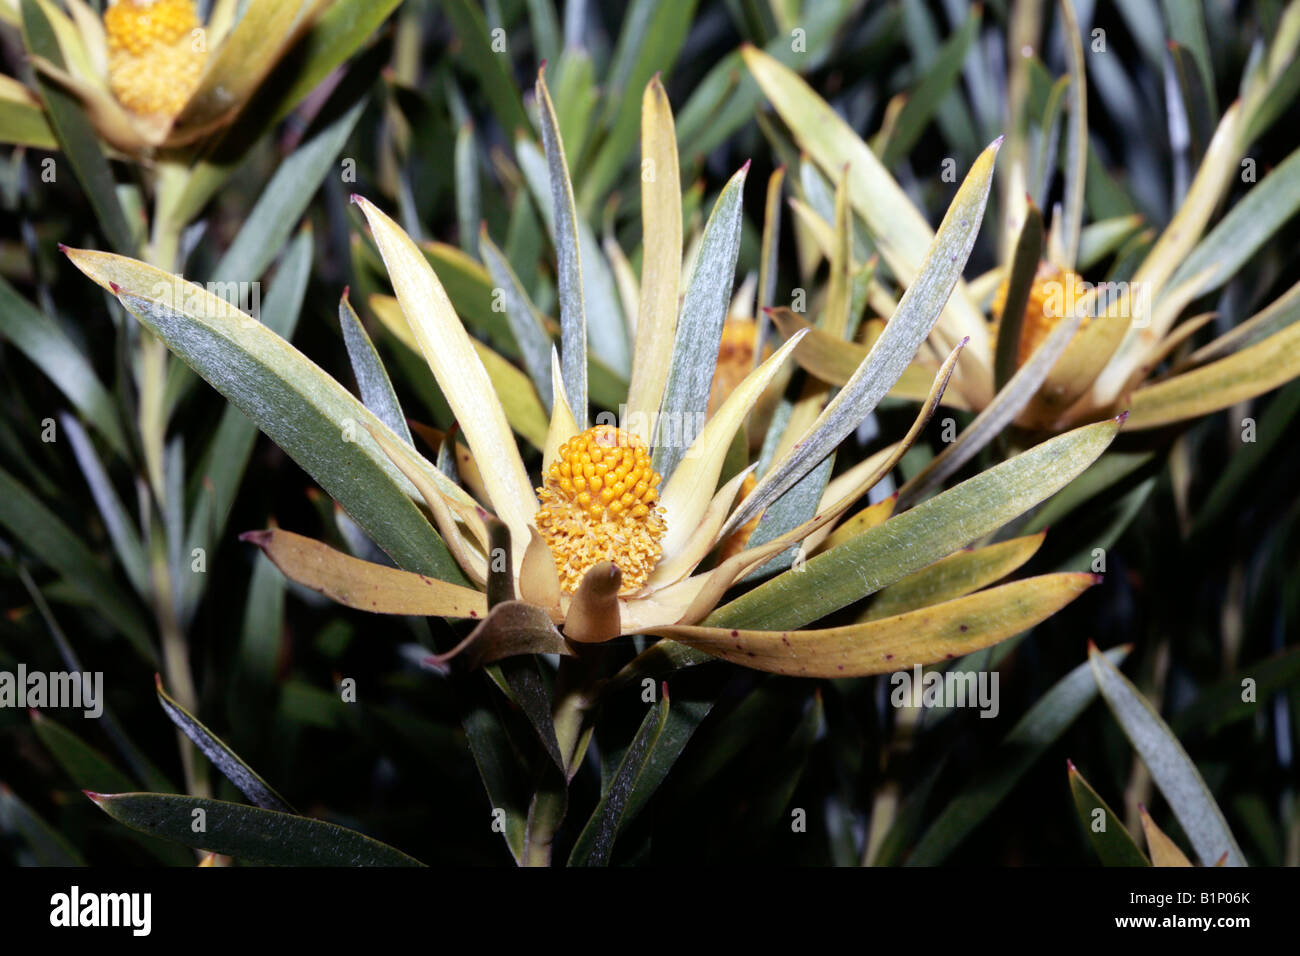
[534,426,666,594]
[104,0,206,119]
[992,262,1089,366]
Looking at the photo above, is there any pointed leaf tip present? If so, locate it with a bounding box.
[238,530,272,546]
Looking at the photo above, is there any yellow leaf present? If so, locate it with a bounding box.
[368,293,548,450]
[1139,806,1195,867]
[242,528,486,618]
[649,573,1097,677]
[356,196,537,553]
[1124,318,1300,429]
[625,75,682,443]
[862,532,1046,621]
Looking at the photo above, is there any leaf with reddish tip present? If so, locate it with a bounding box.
[1068,761,1150,866]
[242,528,486,619]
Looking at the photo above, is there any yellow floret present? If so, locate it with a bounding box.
[534,426,666,595]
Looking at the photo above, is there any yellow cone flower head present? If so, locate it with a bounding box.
[25,0,332,153]
[535,426,666,594]
[104,0,206,120]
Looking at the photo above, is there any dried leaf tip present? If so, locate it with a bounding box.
[238,530,273,547]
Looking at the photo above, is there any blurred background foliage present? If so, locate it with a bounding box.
[1,0,1297,865]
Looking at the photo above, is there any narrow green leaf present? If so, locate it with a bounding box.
[0,276,129,457]
[0,466,154,662]
[230,548,285,744]
[881,7,981,168]
[0,82,56,148]
[1162,0,1217,116]
[1068,760,1151,866]
[1165,143,1300,299]
[619,696,714,831]
[155,677,292,813]
[58,414,149,599]
[536,69,588,426]
[710,417,1118,631]
[88,792,425,866]
[653,164,749,480]
[579,0,699,210]
[67,249,464,583]
[438,0,529,135]
[31,710,136,795]
[1089,645,1246,866]
[1077,214,1145,270]
[1058,0,1087,268]
[479,232,554,410]
[1170,646,1300,735]
[183,228,314,616]
[994,203,1044,391]
[209,94,366,285]
[569,693,670,866]
[525,0,561,64]
[338,293,412,445]
[0,783,84,866]
[454,121,480,257]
